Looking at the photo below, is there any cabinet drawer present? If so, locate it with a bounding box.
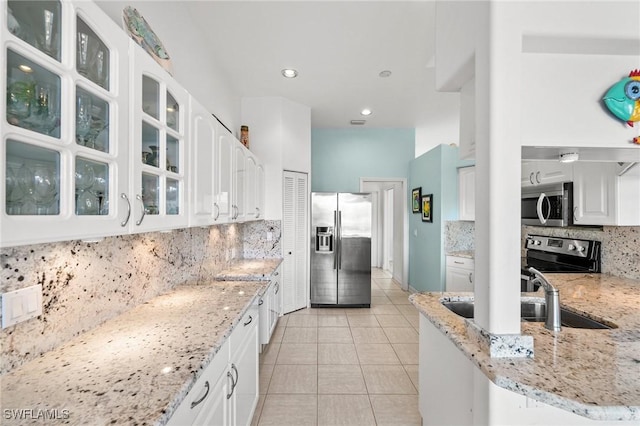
[446,256,474,270]
[230,305,258,356]
[168,339,229,425]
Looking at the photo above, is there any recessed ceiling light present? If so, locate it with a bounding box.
[281,68,298,78]
[379,70,392,78]
[361,109,372,116]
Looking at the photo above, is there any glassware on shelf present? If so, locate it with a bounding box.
[166,178,179,215]
[166,135,179,173]
[166,91,179,131]
[77,31,90,77]
[17,163,58,215]
[76,92,92,146]
[141,173,159,215]
[147,146,159,167]
[8,1,61,61]
[5,166,25,215]
[75,159,108,216]
[6,49,61,137]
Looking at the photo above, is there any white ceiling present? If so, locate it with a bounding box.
[186,1,436,129]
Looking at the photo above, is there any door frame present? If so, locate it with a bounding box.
[359,177,409,290]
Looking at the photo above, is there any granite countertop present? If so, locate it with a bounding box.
[215,258,283,281]
[446,250,474,259]
[0,259,282,425]
[410,273,640,421]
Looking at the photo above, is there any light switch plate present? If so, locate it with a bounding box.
[2,284,43,329]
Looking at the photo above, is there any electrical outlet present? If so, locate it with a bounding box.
[2,284,43,329]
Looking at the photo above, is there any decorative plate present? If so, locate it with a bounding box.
[122,6,173,75]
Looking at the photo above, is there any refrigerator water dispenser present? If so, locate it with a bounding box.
[316,227,333,252]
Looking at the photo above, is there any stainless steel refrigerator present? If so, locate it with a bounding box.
[311,192,372,307]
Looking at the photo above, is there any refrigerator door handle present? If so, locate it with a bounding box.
[333,210,339,269]
[337,211,342,270]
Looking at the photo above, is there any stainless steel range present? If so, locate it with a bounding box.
[521,234,601,291]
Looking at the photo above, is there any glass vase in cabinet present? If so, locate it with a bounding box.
[1,1,130,248]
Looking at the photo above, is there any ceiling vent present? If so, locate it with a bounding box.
[350,120,366,125]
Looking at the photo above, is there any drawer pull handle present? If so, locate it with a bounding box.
[191,380,210,409]
[454,261,464,264]
[244,315,253,326]
[273,271,279,276]
[259,298,264,306]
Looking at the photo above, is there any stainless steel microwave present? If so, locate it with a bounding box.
[521,182,573,227]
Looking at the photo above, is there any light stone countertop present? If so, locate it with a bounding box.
[0,260,282,425]
[215,258,283,281]
[446,250,475,259]
[410,273,640,421]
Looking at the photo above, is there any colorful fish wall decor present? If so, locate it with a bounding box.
[603,69,640,144]
[122,7,173,75]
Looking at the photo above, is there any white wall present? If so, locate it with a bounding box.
[241,97,311,221]
[414,69,461,157]
[95,1,241,135]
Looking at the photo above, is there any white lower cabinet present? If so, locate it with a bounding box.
[259,266,282,347]
[446,256,474,292]
[168,306,259,426]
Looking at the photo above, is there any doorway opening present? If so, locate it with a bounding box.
[360,177,408,291]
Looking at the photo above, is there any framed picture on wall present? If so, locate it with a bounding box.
[412,187,422,213]
[421,194,433,222]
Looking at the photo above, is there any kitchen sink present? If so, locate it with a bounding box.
[442,300,616,329]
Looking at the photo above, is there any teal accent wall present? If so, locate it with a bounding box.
[311,128,415,192]
[409,144,460,292]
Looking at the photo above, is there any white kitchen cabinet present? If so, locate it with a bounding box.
[232,143,246,222]
[573,162,617,226]
[129,40,189,232]
[446,256,474,292]
[214,126,235,224]
[259,265,281,347]
[1,0,131,247]
[189,97,217,227]
[521,161,573,188]
[458,77,475,160]
[256,163,265,219]
[617,163,640,226]
[168,306,259,426]
[457,166,475,221]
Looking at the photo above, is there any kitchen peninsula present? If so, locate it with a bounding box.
[411,273,640,425]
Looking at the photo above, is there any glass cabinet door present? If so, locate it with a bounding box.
[2,0,131,247]
[132,42,188,232]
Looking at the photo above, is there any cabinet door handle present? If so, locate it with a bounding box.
[573,206,578,223]
[535,171,541,184]
[529,172,535,185]
[244,315,253,326]
[259,298,264,306]
[231,363,239,387]
[134,194,145,226]
[468,272,473,283]
[256,207,260,218]
[213,202,220,220]
[273,271,279,276]
[120,193,131,227]
[226,371,235,399]
[274,282,279,294]
[191,380,210,409]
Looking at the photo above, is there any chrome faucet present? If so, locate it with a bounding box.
[529,267,561,332]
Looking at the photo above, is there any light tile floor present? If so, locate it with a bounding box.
[252,268,421,426]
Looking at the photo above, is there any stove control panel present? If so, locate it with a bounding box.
[525,235,593,257]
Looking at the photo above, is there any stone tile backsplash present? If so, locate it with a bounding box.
[445,221,640,281]
[0,221,281,374]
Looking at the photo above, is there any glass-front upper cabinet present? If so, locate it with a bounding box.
[130,40,189,232]
[1,1,130,247]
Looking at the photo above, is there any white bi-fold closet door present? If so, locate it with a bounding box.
[282,171,309,314]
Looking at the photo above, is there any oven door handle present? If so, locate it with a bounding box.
[536,193,550,225]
